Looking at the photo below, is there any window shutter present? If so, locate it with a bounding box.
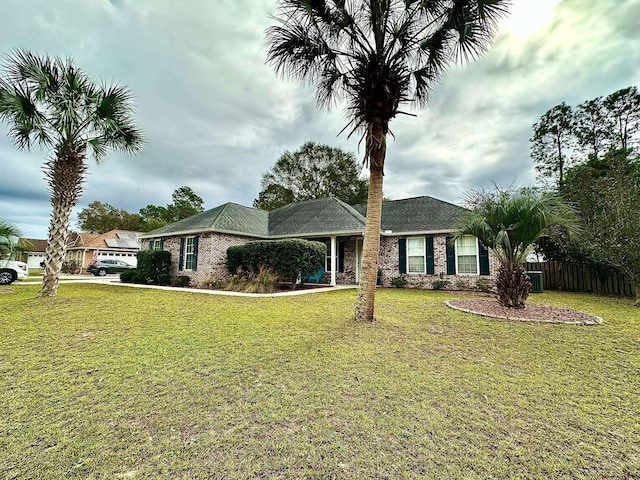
[192,236,199,271]
[426,237,435,274]
[446,236,456,275]
[160,239,164,250]
[338,241,345,273]
[398,238,407,274]
[178,238,185,271]
[148,240,153,250]
[479,242,490,276]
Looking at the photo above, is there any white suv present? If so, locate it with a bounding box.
[0,259,29,285]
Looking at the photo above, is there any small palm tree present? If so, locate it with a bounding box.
[0,219,22,258]
[0,50,143,296]
[267,0,510,321]
[457,186,577,308]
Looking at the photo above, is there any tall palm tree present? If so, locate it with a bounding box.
[0,50,143,296]
[457,186,577,308]
[267,0,510,321]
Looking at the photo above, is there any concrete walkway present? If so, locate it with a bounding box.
[18,275,358,298]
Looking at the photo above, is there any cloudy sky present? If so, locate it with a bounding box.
[1,0,639,239]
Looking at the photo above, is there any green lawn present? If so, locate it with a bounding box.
[1,284,638,479]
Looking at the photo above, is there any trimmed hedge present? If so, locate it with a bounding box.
[120,269,138,283]
[136,250,171,284]
[227,239,326,287]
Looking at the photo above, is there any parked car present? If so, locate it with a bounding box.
[87,259,136,276]
[0,259,29,285]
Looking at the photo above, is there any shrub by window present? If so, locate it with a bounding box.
[227,239,325,289]
[136,250,171,284]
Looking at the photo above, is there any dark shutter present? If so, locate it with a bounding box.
[178,238,185,271]
[160,239,164,250]
[338,241,345,273]
[426,237,435,274]
[446,236,456,275]
[192,236,199,271]
[148,240,153,250]
[398,238,407,274]
[479,242,490,276]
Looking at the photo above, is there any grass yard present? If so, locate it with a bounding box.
[0,284,638,479]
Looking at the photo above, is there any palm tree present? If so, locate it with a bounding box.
[267,0,510,321]
[0,50,143,296]
[0,219,22,257]
[457,186,577,308]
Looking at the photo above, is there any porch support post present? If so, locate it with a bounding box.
[330,235,337,286]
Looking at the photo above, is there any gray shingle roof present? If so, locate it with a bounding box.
[140,195,464,239]
[269,197,366,237]
[355,196,467,234]
[142,203,269,238]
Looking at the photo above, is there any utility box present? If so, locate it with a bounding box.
[527,271,544,293]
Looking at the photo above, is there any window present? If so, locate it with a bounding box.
[323,240,332,272]
[151,240,162,250]
[184,237,195,270]
[455,235,479,274]
[407,237,426,274]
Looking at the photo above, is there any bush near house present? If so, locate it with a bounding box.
[136,250,171,284]
[227,239,325,289]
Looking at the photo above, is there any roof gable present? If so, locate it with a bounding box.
[144,203,269,238]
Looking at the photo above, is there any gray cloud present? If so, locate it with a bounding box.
[0,0,638,238]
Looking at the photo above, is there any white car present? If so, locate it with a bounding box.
[0,259,29,285]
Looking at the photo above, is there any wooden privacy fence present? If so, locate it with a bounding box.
[524,261,635,298]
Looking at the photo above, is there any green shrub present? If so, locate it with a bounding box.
[475,277,494,293]
[61,261,80,274]
[227,239,325,289]
[390,274,408,288]
[157,274,172,286]
[120,269,138,283]
[132,274,147,284]
[136,250,171,284]
[171,275,191,287]
[432,279,451,290]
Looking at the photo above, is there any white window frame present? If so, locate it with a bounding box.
[455,235,480,275]
[406,236,426,274]
[151,239,162,250]
[184,236,195,271]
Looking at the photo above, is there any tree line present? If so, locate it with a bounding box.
[531,86,640,302]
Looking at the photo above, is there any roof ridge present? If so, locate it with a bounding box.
[330,197,367,224]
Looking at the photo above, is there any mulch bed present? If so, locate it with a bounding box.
[446,298,604,325]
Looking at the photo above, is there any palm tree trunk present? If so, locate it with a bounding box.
[41,153,87,297]
[355,123,386,322]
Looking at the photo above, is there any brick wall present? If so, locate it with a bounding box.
[155,232,499,290]
[160,232,257,286]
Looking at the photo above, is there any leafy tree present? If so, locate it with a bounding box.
[555,149,640,304]
[573,97,610,162]
[267,0,509,321]
[457,186,577,308]
[165,186,204,223]
[603,86,640,151]
[0,50,143,296]
[530,102,574,188]
[254,141,368,210]
[77,201,143,233]
[253,184,295,211]
[139,186,205,229]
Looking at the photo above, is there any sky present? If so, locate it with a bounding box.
[0,0,639,239]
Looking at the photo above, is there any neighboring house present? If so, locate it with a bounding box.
[17,238,48,270]
[138,196,498,288]
[66,230,141,273]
